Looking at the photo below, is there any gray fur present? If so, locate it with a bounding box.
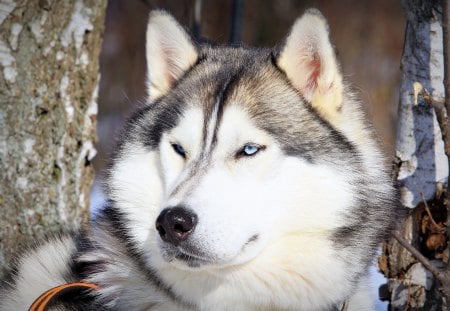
[0,9,403,311]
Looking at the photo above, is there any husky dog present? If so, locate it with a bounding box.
[0,9,400,311]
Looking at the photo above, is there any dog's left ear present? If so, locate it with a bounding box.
[277,9,343,121]
[146,11,198,101]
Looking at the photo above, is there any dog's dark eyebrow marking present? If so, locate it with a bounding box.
[199,66,240,154]
[168,66,244,199]
[210,67,244,149]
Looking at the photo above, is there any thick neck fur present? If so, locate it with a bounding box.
[80,214,368,311]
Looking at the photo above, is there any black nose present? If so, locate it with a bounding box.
[155,206,198,245]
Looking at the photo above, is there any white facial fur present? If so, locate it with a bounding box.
[162,105,283,266]
[159,107,204,194]
[110,104,354,271]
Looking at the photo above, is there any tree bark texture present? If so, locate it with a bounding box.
[0,0,106,279]
[380,0,449,310]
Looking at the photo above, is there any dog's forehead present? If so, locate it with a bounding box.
[177,46,294,116]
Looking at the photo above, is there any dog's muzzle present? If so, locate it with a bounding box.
[155,206,198,246]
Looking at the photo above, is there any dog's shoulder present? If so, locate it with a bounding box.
[0,232,101,311]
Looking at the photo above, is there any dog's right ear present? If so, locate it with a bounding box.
[276,9,343,123]
[146,11,198,101]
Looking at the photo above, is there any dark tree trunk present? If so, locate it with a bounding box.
[0,0,106,278]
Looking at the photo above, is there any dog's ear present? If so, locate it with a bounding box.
[146,11,198,101]
[277,9,343,121]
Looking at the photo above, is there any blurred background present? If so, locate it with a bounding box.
[92,2,404,309]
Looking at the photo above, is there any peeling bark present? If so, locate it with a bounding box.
[380,0,450,310]
[0,0,106,278]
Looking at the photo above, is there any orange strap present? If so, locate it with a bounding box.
[28,282,98,311]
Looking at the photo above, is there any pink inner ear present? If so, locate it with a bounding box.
[161,45,177,86]
[304,53,321,93]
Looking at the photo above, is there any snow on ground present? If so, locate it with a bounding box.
[90,179,106,219]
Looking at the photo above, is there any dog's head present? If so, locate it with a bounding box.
[107,10,367,272]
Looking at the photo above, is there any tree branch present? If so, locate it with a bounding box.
[392,231,450,306]
[229,0,244,45]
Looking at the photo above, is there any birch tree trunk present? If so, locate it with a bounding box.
[0,0,106,279]
[380,0,450,309]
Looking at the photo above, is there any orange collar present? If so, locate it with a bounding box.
[28,282,98,311]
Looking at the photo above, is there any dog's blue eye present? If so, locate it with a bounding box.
[243,145,259,155]
[242,144,260,156]
[171,143,186,158]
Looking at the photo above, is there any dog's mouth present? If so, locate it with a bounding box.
[174,251,211,268]
[160,234,261,268]
[160,244,213,268]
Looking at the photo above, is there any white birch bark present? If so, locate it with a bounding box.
[381,1,449,310]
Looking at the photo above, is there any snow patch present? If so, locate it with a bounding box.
[433,118,448,184]
[76,50,89,67]
[29,12,48,44]
[43,46,51,56]
[16,177,28,190]
[61,0,93,51]
[0,112,6,157]
[75,140,96,208]
[23,139,35,154]
[396,154,417,180]
[0,39,17,82]
[4,66,17,82]
[0,140,6,156]
[60,74,74,122]
[90,179,106,217]
[0,41,14,67]
[24,209,37,223]
[56,51,65,61]
[399,187,415,209]
[55,134,68,222]
[9,23,22,50]
[87,80,99,116]
[37,84,47,96]
[80,140,97,163]
[43,40,56,56]
[0,0,15,26]
[79,192,85,209]
[406,263,433,290]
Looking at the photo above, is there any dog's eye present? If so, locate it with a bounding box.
[244,145,259,155]
[171,143,186,158]
[238,144,264,157]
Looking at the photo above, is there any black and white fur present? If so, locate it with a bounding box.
[0,9,402,311]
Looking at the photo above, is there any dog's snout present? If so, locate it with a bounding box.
[155,206,198,245]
